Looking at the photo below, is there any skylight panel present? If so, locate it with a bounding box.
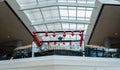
[59,7,68,18]
[50,7,59,19]
[77,35,80,40]
[15,0,95,44]
[68,0,76,3]
[87,1,96,4]
[64,35,70,40]
[77,17,86,21]
[70,24,76,30]
[77,9,85,18]
[48,0,56,2]
[41,7,52,21]
[58,0,67,2]
[69,17,76,20]
[77,7,85,10]
[54,23,62,31]
[77,24,84,30]
[68,7,76,17]
[77,0,95,4]
[84,25,88,34]
[24,9,43,23]
[16,0,37,7]
[84,24,88,30]
[38,0,56,2]
[46,24,56,31]
[41,36,51,41]
[86,10,92,18]
[38,0,47,2]
[34,25,47,31]
[62,23,69,31]
[77,0,86,3]
[70,35,76,40]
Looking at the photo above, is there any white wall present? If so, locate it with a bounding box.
[0,55,120,70]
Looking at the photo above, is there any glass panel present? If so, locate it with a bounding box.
[77,17,85,20]
[16,0,37,7]
[38,0,47,2]
[68,0,76,3]
[61,16,68,20]
[34,25,47,31]
[86,8,93,11]
[50,35,57,40]
[84,30,87,34]
[24,9,43,24]
[77,7,85,10]
[85,18,90,21]
[41,36,51,41]
[50,7,59,19]
[68,7,76,20]
[77,0,86,3]
[48,0,56,2]
[41,7,52,21]
[41,7,59,20]
[86,0,96,4]
[54,23,62,31]
[77,0,95,4]
[59,7,68,19]
[86,10,92,18]
[58,0,67,2]
[46,23,56,31]
[84,25,88,34]
[65,35,70,40]
[16,0,95,46]
[77,35,80,40]
[77,8,85,17]
[62,23,69,31]
[38,0,56,2]
[70,23,76,30]
[70,35,76,40]
[38,33,44,36]
[77,24,84,30]
[69,17,76,20]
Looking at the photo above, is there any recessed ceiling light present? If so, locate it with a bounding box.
[115,33,118,35]
[7,36,10,38]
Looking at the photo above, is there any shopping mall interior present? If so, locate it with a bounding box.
[0,0,120,70]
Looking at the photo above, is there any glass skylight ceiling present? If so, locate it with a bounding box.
[16,0,95,44]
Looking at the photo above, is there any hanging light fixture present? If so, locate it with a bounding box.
[71,31,74,36]
[53,31,56,37]
[45,31,48,37]
[63,31,66,37]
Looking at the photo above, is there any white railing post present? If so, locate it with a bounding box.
[82,41,85,57]
[32,41,35,58]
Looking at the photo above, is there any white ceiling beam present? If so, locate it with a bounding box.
[20,2,95,10]
[31,19,89,26]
